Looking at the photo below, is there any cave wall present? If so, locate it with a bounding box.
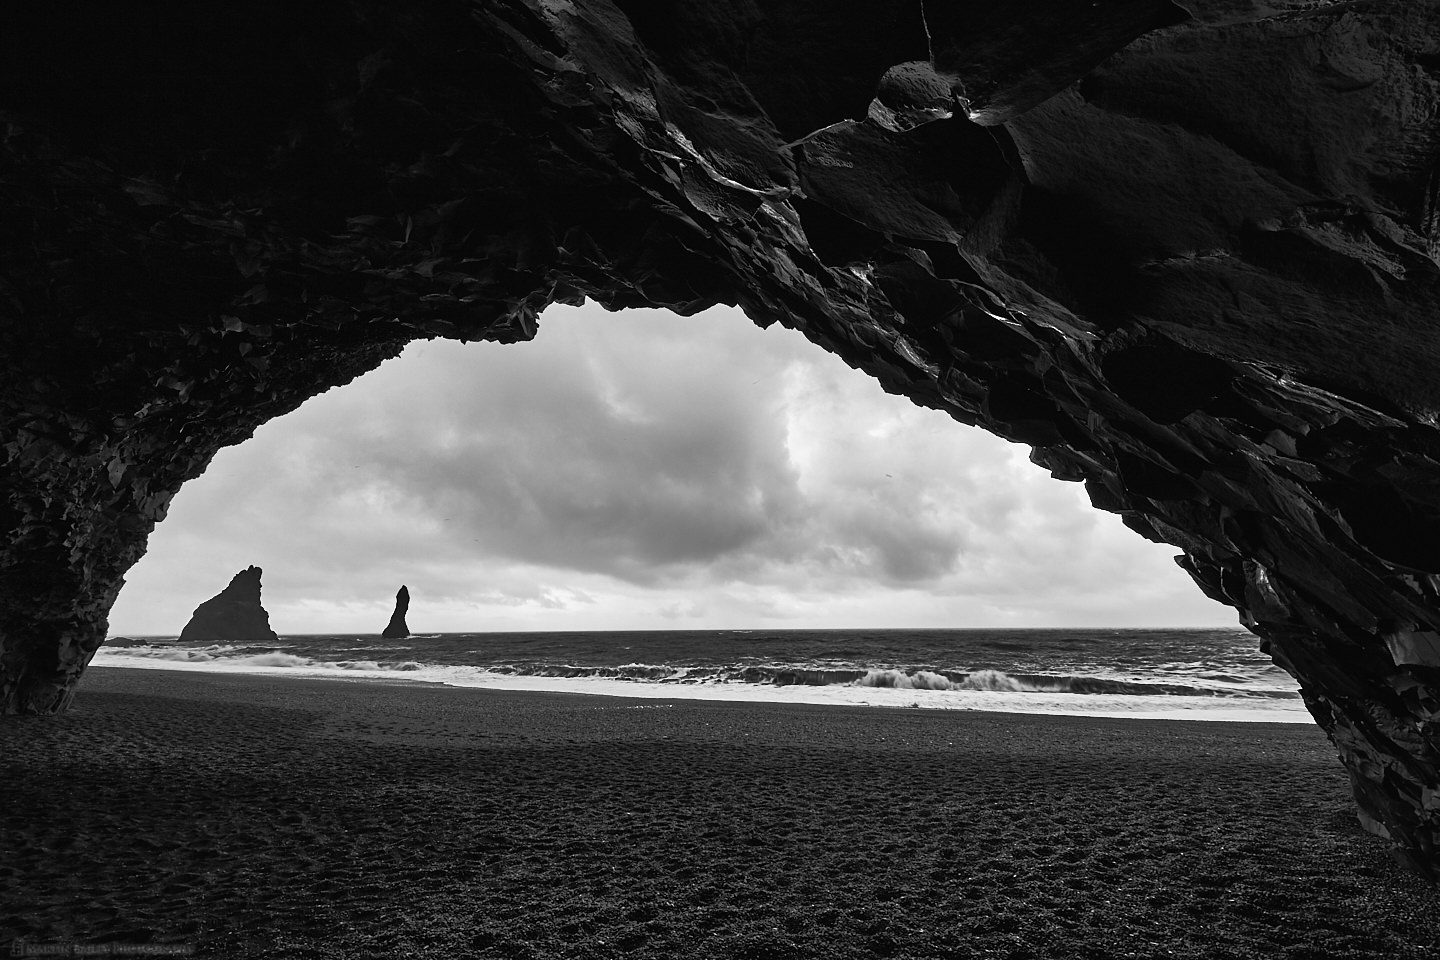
[4,0,1440,872]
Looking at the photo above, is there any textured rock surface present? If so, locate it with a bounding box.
[178,566,279,644]
[3,0,1440,872]
[382,586,411,640]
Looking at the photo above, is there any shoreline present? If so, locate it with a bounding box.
[90,652,1311,725]
[4,667,1438,958]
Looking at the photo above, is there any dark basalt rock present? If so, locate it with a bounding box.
[3,0,1440,874]
[382,586,411,640]
[178,566,279,644]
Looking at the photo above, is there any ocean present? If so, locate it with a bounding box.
[95,627,1309,723]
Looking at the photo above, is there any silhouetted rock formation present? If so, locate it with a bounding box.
[382,586,411,639]
[178,567,279,643]
[3,0,1440,874]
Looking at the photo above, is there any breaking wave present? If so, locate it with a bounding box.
[94,646,1298,699]
[849,666,1297,698]
[99,645,425,673]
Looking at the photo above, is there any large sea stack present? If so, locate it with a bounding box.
[178,566,280,643]
[5,0,1440,875]
[381,586,411,640]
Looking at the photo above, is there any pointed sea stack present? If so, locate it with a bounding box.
[381,585,411,639]
[178,566,279,643]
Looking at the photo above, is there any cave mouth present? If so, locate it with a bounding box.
[109,303,1228,639]
[102,302,1290,724]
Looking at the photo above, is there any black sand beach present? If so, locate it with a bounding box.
[3,667,1437,959]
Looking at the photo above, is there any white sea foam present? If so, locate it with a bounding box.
[957,668,1026,691]
[99,643,239,662]
[242,652,312,667]
[856,668,963,690]
[90,647,1311,722]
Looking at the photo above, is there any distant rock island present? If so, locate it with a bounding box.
[381,586,410,639]
[179,566,280,643]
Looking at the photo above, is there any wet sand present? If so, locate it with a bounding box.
[2,666,1437,959]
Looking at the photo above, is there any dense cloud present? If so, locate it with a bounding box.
[109,303,1235,634]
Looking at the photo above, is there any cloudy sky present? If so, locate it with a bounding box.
[108,302,1236,635]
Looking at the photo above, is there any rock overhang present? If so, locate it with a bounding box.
[3,0,1440,874]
